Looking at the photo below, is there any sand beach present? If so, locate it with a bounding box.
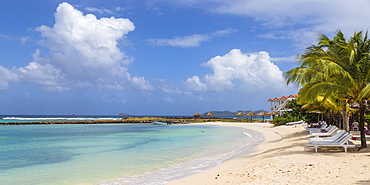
[169,122,370,185]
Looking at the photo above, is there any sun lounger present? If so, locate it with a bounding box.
[286,120,305,125]
[309,125,334,134]
[307,133,355,152]
[310,126,338,137]
[308,130,347,142]
[309,132,350,144]
[305,123,327,132]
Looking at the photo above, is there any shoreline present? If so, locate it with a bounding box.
[169,122,370,185]
[96,123,265,185]
[168,122,281,185]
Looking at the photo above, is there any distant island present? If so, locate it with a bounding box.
[202,110,264,117]
[117,111,265,117]
[118,113,130,116]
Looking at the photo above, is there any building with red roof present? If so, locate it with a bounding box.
[268,95,298,115]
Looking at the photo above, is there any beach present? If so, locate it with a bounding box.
[169,122,370,185]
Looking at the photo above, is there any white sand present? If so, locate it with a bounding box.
[168,122,370,185]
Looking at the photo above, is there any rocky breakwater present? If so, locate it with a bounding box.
[0,117,191,125]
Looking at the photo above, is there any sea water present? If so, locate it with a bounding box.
[0,124,264,185]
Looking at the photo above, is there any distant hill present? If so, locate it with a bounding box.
[202,110,264,117]
[118,113,130,116]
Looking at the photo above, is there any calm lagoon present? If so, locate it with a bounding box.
[0,124,263,185]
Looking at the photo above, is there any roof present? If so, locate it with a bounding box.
[268,95,298,102]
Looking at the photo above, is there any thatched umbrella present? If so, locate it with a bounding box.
[256,110,268,122]
[245,110,257,121]
[266,111,279,116]
[236,112,245,121]
[193,112,201,119]
[204,112,215,117]
[236,112,245,116]
[266,110,279,121]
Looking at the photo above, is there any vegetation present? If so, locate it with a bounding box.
[365,115,370,124]
[285,30,370,148]
[272,99,316,126]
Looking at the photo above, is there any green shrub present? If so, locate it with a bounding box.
[271,99,316,126]
[365,115,370,123]
[272,116,290,126]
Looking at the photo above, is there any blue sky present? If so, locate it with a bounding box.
[1,0,370,115]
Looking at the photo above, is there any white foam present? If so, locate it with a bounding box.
[243,132,252,138]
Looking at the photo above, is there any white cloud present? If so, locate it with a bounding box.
[163,97,174,103]
[170,0,370,48]
[270,55,296,63]
[17,62,68,91]
[0,34,31,45]
[185,76,208,91]
[4,2,152,91]
[148,34,209,47]
[221,0,370,46]
[21,36,30,45]
[0,65,18,90]
[84,7,114,15]
[147,28,236,47]
[184,49,287,93]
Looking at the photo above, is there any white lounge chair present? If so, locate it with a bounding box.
[308,130,347,142]
[310,126,338,137]
[309,125,334,133]
[305,123,328,132]
[307,133,355,153]
[309,125,334,134]
[309,131,351,145]
[352,122,359,131]
[286,120,305,125]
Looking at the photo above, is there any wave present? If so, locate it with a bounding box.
[243,132,252,138]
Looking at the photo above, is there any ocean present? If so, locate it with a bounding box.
[0,116,264,185]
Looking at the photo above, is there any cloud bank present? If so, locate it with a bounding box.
[169,0,370,48]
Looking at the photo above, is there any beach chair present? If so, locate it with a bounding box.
[305,123,327,132]
[308,130,347,142]
[309,125,335,134]
[307,133,355,153]
[309,131,350,144]
[286,120,305,125]
[310,126,338,137]
[352,122,359,131]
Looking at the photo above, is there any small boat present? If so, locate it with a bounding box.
[152,121,169,125]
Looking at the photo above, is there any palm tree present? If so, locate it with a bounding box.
[286,30,370,148]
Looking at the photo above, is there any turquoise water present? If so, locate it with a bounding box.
[0,124,263,185]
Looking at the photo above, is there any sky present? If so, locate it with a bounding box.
[1,0,370,115]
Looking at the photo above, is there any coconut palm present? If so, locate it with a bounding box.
[285,30,370,148]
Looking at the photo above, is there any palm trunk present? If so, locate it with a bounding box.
[342,101,349,132]
[359,99,367,149]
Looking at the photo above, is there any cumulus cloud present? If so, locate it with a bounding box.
[184,49,286,92]
[147,28,236,47]
[17,62,68,91]
[2,2,152,91]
